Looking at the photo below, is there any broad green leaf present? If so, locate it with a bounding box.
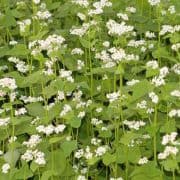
[14,164,33,179]
[26,102,45,118]
[61,140,77,157]
[4,149,20,167]
[47,150,66,175]
[102,153,116,166]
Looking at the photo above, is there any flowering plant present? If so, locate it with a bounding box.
[0,0,179,179]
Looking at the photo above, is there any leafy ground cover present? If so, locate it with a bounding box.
[0,0,180,179]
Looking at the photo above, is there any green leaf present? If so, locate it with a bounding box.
[130,80,154,102]
[0,46,9,58]
[43,78,65,98]
[47,150,66,175]
[69,118,81,128]
[4,149,20,167]
[102,153,116,166]
[11,116,32,125]
[8,44,30,56]
[26,102,45,118]
[49,136,65,144]
[14,164,33,179]
[61,140,77,157]
[99,129,112,138]
[160,120,176,133]
[130,162,162,180]
[120,132,140,146]
[161,159,179,172]
[152,47,178,63]
[146,68,159,78]
[0,10,16,27]
[21,71,53,87]
[79,38,91,48]
[41,170,55,180]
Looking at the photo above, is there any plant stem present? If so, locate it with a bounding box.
[153,105,157,163]
[173,170,176,180]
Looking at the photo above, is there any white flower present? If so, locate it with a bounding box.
[9,40,18,45]
[128,40,145,48]
[126,6,136,13]
[160,66,169,77]
[103,41,110,47]
[71,48,84,55]
[146,60,159,69]
[21,150,34,162]
[106,91,120,102]
[171,43,180,52]
[151,76,165,87]
[84,146,93,159]
[54,124,66,134]
[168,5,176,14]
[60,104,72,117]
[57,91,65,100]
[20,95,44,103]
[91,118,103,126]
[91,138,101,146]
[149,92,159,104]
[33,150,46,165]
[23,135,42,148]
[17,19,31,33]
[70,23,89,37]
[33,0,40,4]
[171,63,180,75]
[15,107,27,116]
[123,120,146,130]
[2,163,10,174]
[8,136,17,143]
[0,77,17,90]
[77,12,86,21]
[145,31,156,38]
[162,132,178,145]
[77,175,87,180]
[36,10,52,20]
[106,20,134,36]
[146,108,154,114]
[77,60,85,70]
[148,0,160,6]
[168,109,180,118]
[136,100,147,109]
[95,146,107,156]
[75,149,84,159]
[71,0,89,7]
[170,90,180,98]
[158,146,179,160]
[78,111,85,118]
[138,157,148,165]
[126,79,140,86]
[117,13,129,21]
[96,107,103,113]
[0,117,10,126]
[110,177,123,180]
[59,69,74,82]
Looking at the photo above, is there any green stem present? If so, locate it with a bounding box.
[125,147,129,180]
[153,105,157,163]
[173,170,176,180]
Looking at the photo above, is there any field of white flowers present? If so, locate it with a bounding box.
[0,0,179,179]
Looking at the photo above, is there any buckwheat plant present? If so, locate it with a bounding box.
[0,0,179,180]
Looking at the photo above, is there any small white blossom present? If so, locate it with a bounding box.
[2,163,10,174]
[148,0,160,6]
[138,157,148,165]
[149,92,159,104]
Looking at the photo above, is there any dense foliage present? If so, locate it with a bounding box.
[0,0,179,179]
